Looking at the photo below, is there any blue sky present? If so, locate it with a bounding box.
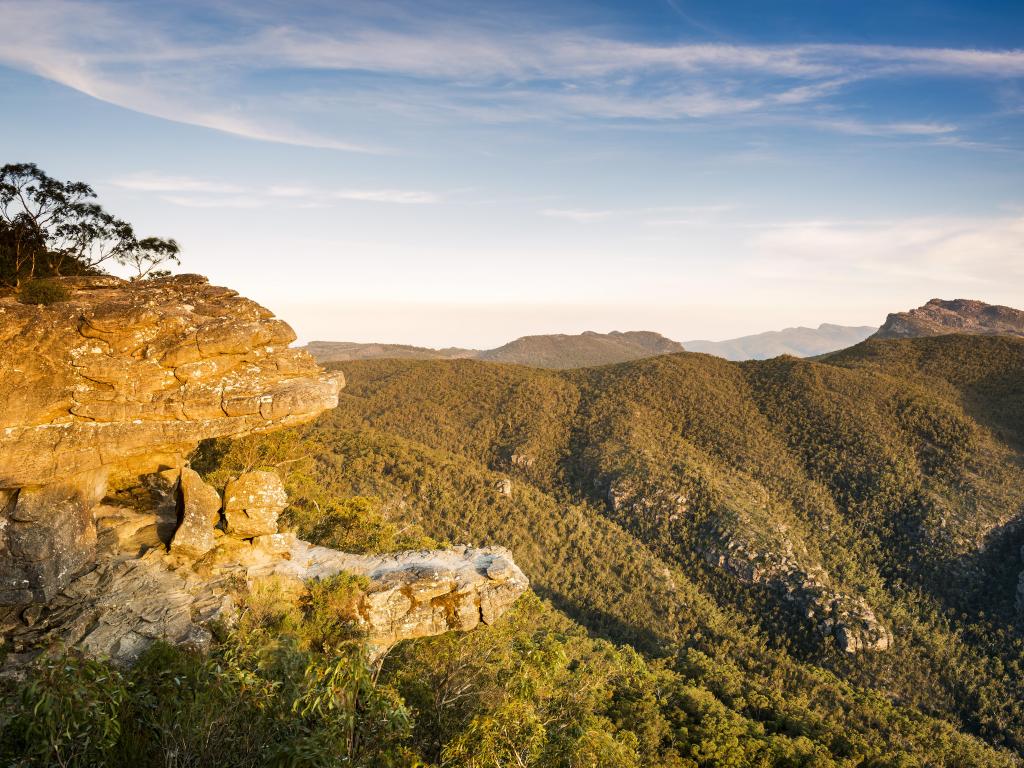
[1,0,1022,345]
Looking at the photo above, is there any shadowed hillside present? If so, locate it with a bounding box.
[288,334,1024,757]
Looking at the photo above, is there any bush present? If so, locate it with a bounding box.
[18,279,70,305]
[0,654,127,767]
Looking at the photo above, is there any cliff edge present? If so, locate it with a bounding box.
[0,275,527,664]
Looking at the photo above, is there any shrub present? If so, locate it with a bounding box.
[0,654,127,767]
[300,572,371,652]
[18,279,70,305]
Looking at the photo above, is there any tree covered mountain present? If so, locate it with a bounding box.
[305,330,684,368]
[168,332,1024,764]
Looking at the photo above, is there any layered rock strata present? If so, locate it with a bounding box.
[0,274,342,603]
[0,275,528,665]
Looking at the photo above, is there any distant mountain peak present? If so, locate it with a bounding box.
[873,298,1024,340]
[305,330,684,369]
[683,324,876,361]
[476,330,685,368]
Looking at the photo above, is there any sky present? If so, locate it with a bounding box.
[1,0,1022,346]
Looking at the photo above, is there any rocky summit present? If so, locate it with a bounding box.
[873,298,1024,340]
[0,275,527,665]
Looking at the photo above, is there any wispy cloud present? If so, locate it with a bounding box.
[808,119,959,137]
[333,189,439,204]
[161,195,267,209]
[747,215,1024,284]
[541,208,615,222]
[115,174,441,208]
[0,0,1021,149]
[111,174,244,193]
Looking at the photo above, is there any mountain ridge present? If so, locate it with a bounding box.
[683,322,877,360]
[305,324,880,367]
[874,298,1024,340]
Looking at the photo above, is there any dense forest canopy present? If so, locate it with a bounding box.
[6,334,1020,766]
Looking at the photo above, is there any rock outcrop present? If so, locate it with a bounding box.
[224,536,527,652]
[873,298,1024,341]
[701,535,892,653]
[1,508,527,665]
[170,468,222,559]
[0,274,342,603]
[0,274,528,665]
[606,477,892,654]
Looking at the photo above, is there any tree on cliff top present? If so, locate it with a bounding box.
[0,162,180,287]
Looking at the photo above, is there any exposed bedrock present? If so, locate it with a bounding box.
[1,471,528,666]
[0,274,342,603]
[0,275,528,664]
[606,477,892,654]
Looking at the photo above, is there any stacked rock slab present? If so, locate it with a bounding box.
[0,274,342,603]
[223,470,288,537]
[170,468,223,559]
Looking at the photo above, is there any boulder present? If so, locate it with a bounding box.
[223,471,288,538]
[0,470,106,603]
[169,468,221,559]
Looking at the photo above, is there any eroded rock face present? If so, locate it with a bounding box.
[225,536,528,652]
[223,471,288,538]
[1,521,528,666]
[605,476,892,654]
[873,298,1024,340]
[0,274,528,666]
[701,535,892,654]
[0,275,342,603]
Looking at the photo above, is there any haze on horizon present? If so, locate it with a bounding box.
[1,0,1021,348]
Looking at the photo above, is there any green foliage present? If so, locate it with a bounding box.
[0,162,179,286]
[1,654,127,767]
[192,430,437,553]
[17,279,71,305]
[5,335,1023,766]
[300,572,371,652]
[300,339,1024,758]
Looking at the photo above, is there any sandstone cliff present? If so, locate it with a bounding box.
[0,274,341,604]
[0,275,527,664]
